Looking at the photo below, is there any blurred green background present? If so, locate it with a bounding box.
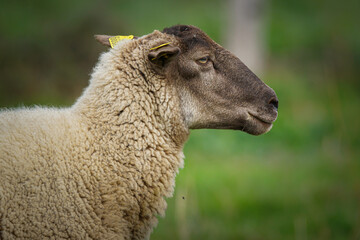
[1,0,359,239]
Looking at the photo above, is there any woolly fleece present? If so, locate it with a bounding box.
[0,30,189,239]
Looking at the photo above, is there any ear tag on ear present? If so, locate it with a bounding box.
[150,42,171,51]
[150,42,172,60]
[109,35,134,48]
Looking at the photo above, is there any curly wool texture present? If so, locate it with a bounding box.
[0,30,189,239]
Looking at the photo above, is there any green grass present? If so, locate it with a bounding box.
[152,158,360,240]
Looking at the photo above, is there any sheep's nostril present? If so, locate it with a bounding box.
[269,97,279,110]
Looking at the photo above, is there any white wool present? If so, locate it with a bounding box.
[0,30,188,240]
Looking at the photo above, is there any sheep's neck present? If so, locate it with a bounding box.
[73,60,189,237]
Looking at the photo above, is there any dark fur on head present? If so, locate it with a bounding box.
[163,25,212,53]
[159,25,278,135]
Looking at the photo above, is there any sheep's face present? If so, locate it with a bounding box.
[149,25,278,135]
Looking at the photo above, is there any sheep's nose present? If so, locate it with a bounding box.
[269,96,279,110]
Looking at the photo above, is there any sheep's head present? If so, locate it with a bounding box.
[95,25,278,135]
[151,25,278,135]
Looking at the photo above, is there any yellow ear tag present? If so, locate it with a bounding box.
[109,35,134,48]
[150,42,171,51]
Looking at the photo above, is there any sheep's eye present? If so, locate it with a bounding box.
[197,57,209,64]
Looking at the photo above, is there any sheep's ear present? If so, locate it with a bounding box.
[94,35,113,47]
[148,44,180,67]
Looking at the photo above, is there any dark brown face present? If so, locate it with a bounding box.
[155,25,278,135]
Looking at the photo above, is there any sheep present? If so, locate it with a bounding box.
[0,25,278,239]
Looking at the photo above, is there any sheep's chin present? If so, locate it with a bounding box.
[243,121,273,135]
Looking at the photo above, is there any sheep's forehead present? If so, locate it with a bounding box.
[162,25,217,52]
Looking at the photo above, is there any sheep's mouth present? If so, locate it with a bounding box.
[248,112,275,125]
